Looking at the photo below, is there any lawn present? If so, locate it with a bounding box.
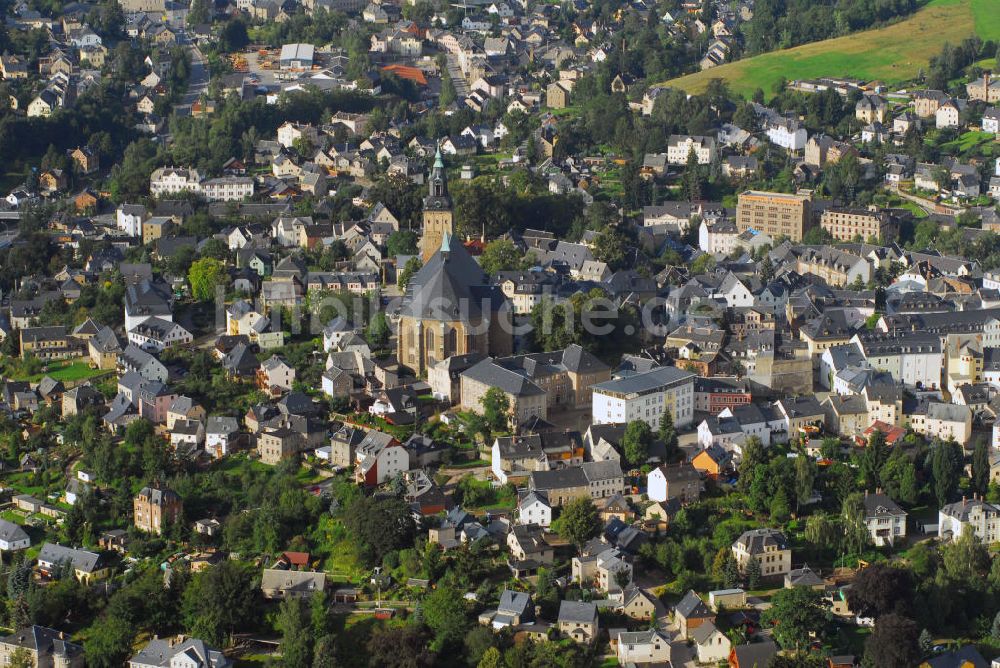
[940,130,998,154]
[662,0,1000,97]
[11,360,110,383]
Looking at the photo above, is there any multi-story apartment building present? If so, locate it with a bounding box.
[201,176,255,202]
[591,365,695,429]
[666,134,717,165]
[149,167,202,196]
[862,491,907,547]
[939,497,1000,543]
[736,190,813,242]
[820,207,899,242]
[731,528,791,577]
[133,486,182,534]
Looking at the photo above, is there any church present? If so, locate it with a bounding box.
[397,149,512,376]
[397,231,512,376]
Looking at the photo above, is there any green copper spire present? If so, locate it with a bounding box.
[433,147,444,169]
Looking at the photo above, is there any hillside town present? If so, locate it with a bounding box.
[0,0,1000,665]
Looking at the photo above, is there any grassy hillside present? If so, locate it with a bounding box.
[662,0,998,97]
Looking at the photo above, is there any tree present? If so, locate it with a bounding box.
[187,0,211,24]
[423,584,469,651]
[6,648,32,668]
[399,257,422,289]
[759,254,775,283]
[313,634,337,668]
[366,626,435,668]
[841,492,870,555]
[746,556,761,590]
[480,387,510,432]
[863,613,920,668]
[84,616,135,668]
[277,598,313,668]
[219,18,249,51]
[763,587,828,653]
[689,253,716,275]
[342,496,416,566]
[181,560,259,646]
[479,238,523,276]
[860,429,887,491]
[794,454,816,512]
[846,564,914,619]
[658,410,678,460]
[386,230,418,257]
[804,512,837,553]
[366,312,390,349]
[684,146,703,202]
[188,257,228,301]
[738,437,766,493]
[591,226,630,270]
[941,528,991,583]
[557,497,601,548]
[931,440,962,506]
[622,420,653,468]
[919,628,934,654]
[972,437,990,495]
[477,647,502,668]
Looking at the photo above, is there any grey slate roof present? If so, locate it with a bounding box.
[37,542,103,573]
[0,519,29,544]
[675,589,713,618]
[557,599,597,624]
[130,637,231,668]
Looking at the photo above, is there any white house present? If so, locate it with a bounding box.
[0,519,30,551]
[116,204,147,237]
[128,316,192,353]
[615,629,671,665]
[936,99,964,128]
[984,108,1000,135]
[938,497,1000,543]
[765,117,808,151]
[355,431,408,486]
[150,167,202,196]
[517,490,552,527]
[666,134,717,165]
[862,492,907,547]
[205,416,239,458]
[692,621,731,664]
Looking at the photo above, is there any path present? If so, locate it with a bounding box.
[445,54,470,97]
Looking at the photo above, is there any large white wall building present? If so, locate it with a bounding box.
[591,366,695,429]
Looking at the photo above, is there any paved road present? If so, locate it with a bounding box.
[174,35,209,117]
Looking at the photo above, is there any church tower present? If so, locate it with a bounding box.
[419,148,453,263]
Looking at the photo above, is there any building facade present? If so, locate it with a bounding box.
[736,190,813,242]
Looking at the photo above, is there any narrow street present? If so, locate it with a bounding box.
[174,34,209,117]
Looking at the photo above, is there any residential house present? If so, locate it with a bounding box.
[647,462,701,503]
[0,627,83,668]
[675,589,714,639]
[260,569,326,599]
[134,486,182,534]
[557,601,598,644]
[128,636,231,668]
[732,528,791,578]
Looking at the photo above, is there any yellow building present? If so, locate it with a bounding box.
[736,190,813,242]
